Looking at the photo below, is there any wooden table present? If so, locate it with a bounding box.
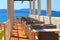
[29,29,60,40]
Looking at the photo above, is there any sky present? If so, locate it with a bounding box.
[0,0,60,11]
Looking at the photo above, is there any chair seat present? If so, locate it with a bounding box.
[43,24,56,29]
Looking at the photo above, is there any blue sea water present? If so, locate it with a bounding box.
[0,9,60,22]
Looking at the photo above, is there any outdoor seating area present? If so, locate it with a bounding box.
[10,22,29,40]
[9,17,59,40]
[20,17,56,28]
[3,0,60,40]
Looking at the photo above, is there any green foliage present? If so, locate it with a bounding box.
[0,31,4,40]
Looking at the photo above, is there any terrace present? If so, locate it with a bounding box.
[0,0,60,40]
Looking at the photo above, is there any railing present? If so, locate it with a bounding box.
[29,15,60,28]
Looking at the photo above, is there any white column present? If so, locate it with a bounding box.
[47,0,51,24]
[47,0,51,16]
[29,0,35,18]
[8,0,14,23]
[33,0,35,15]
[30,1,33,15]
[5,0,14,40]
[38,0,41,20]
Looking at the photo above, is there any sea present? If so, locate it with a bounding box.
[0,9,60,22]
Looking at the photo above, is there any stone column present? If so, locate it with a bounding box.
[30,1,33,15]
[5,0,14,40]
[38,0,41,20]
[33,0,35,15]
[30,0,35,18]
[8,0,14,22]
[47,0,51,24]
[47,0,51,16]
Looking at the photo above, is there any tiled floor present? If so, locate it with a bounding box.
[10,23,29,40]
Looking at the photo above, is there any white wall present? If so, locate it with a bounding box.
[30,15,60,28]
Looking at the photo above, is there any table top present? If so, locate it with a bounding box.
[32,29,60,32]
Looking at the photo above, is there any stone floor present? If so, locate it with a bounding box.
[10,23,29,40]
[8,22,60,40]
